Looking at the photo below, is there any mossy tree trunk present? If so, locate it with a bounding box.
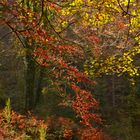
[34,66,44,108]
[25,50,36,110]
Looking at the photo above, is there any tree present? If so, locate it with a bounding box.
[2,0,140,139]
[1,0,101,130]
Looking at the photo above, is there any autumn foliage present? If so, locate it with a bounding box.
[2,0,138,139]
[0,1,101,137]
[0,109,47,139]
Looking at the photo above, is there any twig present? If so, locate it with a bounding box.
[117,0,134,17]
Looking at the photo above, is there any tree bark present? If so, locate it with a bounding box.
[34,66,44,107]
[25,50,36,110]
[112,74,115,107]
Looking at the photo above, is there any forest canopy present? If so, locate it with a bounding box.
[0,0,140,140]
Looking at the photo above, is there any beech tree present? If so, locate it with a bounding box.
[0,0,102,131]
[1,1,140,139]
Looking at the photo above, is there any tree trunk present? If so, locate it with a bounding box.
[112,74,115,107]
[25,50,36,110]
[34,66,44,107]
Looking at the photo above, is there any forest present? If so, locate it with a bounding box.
[0,0,140,140]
